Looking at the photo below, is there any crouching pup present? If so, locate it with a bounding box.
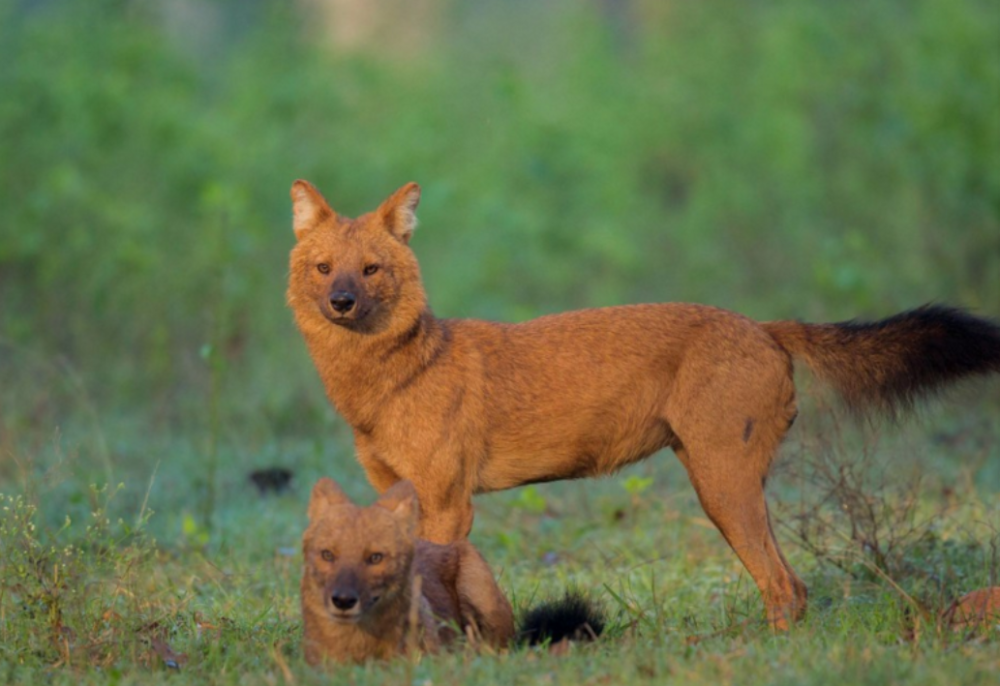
[301,478,515,664]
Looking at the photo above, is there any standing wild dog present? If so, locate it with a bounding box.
[287,180,1000,629]
[301,478,515,664]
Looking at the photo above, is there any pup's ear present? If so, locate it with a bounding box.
[377,182,421,244]
[307,477,352,521]
[375,480,420,535]
[291,180,335,240]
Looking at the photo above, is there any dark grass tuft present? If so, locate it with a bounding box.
[518,591,606,646]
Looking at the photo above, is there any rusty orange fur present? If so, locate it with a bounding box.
[301,478,514,665]
[288,180,1000,629]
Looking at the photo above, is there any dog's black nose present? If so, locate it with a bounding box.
[331,594,358,611]
[329,291,356,314]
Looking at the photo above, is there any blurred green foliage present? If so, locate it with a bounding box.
[0,0,997,430]
[0,8,997,680]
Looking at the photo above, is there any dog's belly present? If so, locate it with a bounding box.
[476,416,676,493]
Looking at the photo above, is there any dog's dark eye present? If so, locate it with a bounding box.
[363,264,379,276]
[367,552,383,565]
[317,263,331,274]
[321,550,335,562]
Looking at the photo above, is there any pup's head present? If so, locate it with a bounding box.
[301,478,420,625]
[287,181,425,334]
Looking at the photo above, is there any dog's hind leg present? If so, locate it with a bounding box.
[665,332,806,628]
[453,541,515,648]
[675,440,806,629]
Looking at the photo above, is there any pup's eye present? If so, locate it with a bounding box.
[363,264,379,276]
[320,550,335,562]
[317,263,331,274]
[367,552,384,565]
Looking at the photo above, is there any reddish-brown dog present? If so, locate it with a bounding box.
[301,478,514,664]
[941,587,1000,634]
[288,180,1000,628]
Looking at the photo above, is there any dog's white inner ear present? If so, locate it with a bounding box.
[378,182,421,244]
[376,480,421,533]
[307,477,352,521]
[291,180,335,240]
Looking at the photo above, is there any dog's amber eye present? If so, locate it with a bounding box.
[363,264,379,276]
[317,263,331,274]
[367,552,383,565]
[321,550,335,562]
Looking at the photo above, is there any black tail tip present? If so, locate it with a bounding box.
[519,591,606,647]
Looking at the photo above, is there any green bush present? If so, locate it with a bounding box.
[0,0,996,426]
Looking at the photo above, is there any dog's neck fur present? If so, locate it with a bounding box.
[297,302,448,431]
[301,574,425,664]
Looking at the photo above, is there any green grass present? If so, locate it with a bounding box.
[1,395,997,685]
[1,0,999,683]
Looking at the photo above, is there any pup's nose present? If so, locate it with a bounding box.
[331,594,358,611]
[329,291,356,314]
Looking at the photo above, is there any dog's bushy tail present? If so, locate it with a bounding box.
[762,304,1000,416]
[518,591,605,647]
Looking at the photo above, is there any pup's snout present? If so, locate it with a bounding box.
[331,593,359,611]
[329,291,357,314]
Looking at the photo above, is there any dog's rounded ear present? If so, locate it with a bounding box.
[307,477,352,521]
[377,182,421,245]
[291,180,336,240]
[375,480,421,535]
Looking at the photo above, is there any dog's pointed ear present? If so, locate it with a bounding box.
[291,180,335,240]
[375,480,420,535]
[307,477,352,521]
[377,182,421,244]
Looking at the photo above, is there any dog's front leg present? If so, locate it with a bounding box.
[356,431,476,543]
[355,444,402,493]
[411,446,477,543]
[417,493,474,544]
